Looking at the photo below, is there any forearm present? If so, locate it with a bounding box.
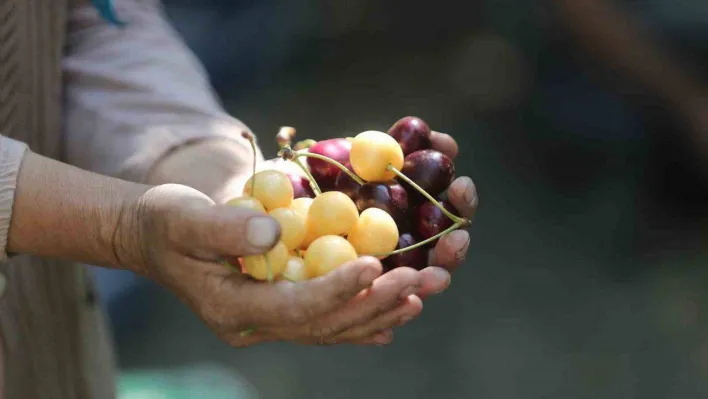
[64,0,257,184]
[7,151,149,270]
[145,139,255,203]
[549,0,705,107]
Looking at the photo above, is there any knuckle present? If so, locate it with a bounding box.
[332,284,358,305]
[387,267,420,287]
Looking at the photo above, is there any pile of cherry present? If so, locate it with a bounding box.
[226,116,471,282]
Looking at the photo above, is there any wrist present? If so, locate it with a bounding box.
[107,183,154,276]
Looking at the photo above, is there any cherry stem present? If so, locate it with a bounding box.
[276,126,296,148]
[387,164,468,225]
[242,131,258,195]
[292,156,322,195]
[295,151,365,185]
[293,139,317,151]
[374,220,467,257]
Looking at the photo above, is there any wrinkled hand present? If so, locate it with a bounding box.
[143,131,478,346]
[116,184,428,346]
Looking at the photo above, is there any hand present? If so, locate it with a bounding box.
[116,183,425,346]
[146,132,478,343]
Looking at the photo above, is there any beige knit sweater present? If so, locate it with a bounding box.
[0,1,251,397]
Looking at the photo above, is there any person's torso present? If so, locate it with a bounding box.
[0,1,116,398]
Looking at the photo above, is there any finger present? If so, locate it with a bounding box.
[295,267,422,343]
[331,294,423,342]
[349,329,395,346]
[430,131,459,160]
[446,176,478,219]
[430,230,470,272]
[416,267,451,299]
[175,204,281,258]
[234,256,383,327]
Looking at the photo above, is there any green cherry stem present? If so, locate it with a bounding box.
[373,220,467,257]
[293,139,317,151]
[386,164,468,225]
[292,156,322,195]
[279,145,322,195]
[242,131,258,195]
[266,254,273,283]
[295,151,365,186]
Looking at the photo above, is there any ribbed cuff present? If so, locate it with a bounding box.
[0,136,28,262]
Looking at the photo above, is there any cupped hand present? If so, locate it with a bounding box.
[116,183,425,346]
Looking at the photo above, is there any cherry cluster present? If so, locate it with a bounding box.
[225,116,470,283]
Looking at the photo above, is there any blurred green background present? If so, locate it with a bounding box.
[92,1,708,398]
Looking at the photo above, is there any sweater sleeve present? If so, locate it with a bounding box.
[62,0,262,183]
[0,136,28,261]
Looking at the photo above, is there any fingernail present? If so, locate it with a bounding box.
[246,216,280,249]
[359,267,379,286]
[464,178,476,206]
[430,268,451,294]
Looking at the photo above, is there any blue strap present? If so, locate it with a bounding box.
[91,0,126,26]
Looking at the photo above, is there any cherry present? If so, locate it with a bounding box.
[416,200,458,243]
[354,181,408,224]
[400,149,455,202]
[307,138,352,190]
[388,116,432,155]
[332,166,361,199]
[287,174,315,199]
[382,232,427,271]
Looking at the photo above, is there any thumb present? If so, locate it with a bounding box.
[175,203,281,258]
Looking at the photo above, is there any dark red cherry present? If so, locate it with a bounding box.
[331,166,361,199]
[400,149,455,202]
[388,116,432,155]
[307,138,351,190]
[354,181,409,224]
[382,233,427,271]
[287,174,315,199]
[416,200,458,244]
